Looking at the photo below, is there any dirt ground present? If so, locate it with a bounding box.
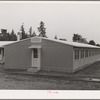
[1,61,100,90]
[0,72,99,90]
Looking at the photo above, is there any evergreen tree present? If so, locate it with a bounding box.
[0,29,17,41]
[38,21,46,37]
[54,35,58,39]
[10,29,17,41]
[32,31,36,37]
[20,23,27,39]
[25,33,29,38]
[6,33,10,41]
[29,26,32,37]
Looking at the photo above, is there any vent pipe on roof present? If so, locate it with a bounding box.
[17,32,20,41]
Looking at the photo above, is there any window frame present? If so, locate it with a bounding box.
[33,48,38,58]
[74,49,79,60]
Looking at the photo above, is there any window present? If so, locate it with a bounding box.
[33,48,38,58]
[85,50,88,57]
[92,50,94,56]
[81,50,82,58]
[81,50,84,59]
[0,49,1,55]
[95,50,96,55]
[99,50,100,54]
[89,50,91,56]
[75,50,79,60]
[98,50,99,54]
[96,50,98,55]
[93,50,95,56]
[2,49,4,57]
[0,49,3,60]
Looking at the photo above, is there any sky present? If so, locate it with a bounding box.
[0,1,100,43]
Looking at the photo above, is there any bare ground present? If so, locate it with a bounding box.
[1,61,100,90]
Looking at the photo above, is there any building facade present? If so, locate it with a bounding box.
[1,37,100,73]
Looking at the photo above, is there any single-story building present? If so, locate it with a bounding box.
[1,37,100,73]
[0,41,15,64]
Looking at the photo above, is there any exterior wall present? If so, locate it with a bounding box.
[4,37,100,73]
[4,39,33,70]
[0,48,5,64]
[41,39,73,73]
[73,48,100,72]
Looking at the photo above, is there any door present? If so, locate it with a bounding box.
[32,48,40,70]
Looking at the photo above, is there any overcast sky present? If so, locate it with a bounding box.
[0,1,100,43]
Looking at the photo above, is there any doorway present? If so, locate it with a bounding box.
[32,48,41,70]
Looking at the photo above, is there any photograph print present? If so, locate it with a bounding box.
[0,1,100,90]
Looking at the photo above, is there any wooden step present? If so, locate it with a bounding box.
[27,67,38,73]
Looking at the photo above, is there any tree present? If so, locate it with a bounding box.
[38,21,46,37]
[88,40,96,45]
[73,34,81,42]
[54,35,58,39]
[25,33,29,38]
[72,33,88,44]
[9,29,17,41]
[32,31,36,37]
[96,44,100,47]
[0,29,10,41]
[29,26,32,37]
[20,23,27,39]
[6,33,10,41]
[29,26,36,37]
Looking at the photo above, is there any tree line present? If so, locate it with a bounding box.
[72,33,100,46]
[0,21,46,41]
[54,33,100,46]
[0,21,100,47]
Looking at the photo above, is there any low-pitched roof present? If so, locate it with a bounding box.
[0,41,15,48]
[43,37,100,49]
[1,37,100,49]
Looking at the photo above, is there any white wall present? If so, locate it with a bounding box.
[73,48,100,72]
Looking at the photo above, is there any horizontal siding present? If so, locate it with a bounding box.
[4,39,32,69]
[41,39,73,73]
